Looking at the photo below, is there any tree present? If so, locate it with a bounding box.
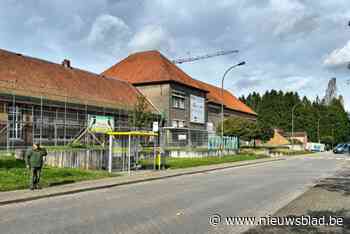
[130,95,153,130]
[216,117,273,147]
[216,117,251,139]
[256,122,274,142]
[240,90,350,145]
[321,135,334,145]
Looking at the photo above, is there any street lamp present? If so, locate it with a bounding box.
[291,102,305,150]
[315,109,321,143]
[221,61,246,157]
[317,117,321,143]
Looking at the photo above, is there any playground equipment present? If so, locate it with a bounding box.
[107,131,160,175]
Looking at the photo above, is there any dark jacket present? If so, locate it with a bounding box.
[25,148,47,168]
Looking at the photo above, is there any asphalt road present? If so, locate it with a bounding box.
[0,152,349,234]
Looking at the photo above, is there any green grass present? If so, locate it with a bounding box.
[140,154,268,170]
[0,157,115,192]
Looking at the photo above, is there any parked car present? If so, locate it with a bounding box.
[333,143,350,154]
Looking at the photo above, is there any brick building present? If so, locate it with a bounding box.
[103,51,257,146]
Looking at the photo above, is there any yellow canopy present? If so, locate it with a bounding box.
[106,131,158,136]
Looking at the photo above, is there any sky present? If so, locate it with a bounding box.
[1,0,350,110]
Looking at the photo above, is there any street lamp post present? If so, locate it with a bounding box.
[221,61,246,157]
[291,103,304,150]
[315,109,321,144]
[317,117,321,143]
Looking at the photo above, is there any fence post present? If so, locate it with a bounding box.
[6,122,9,151]
[40,96,43,145]
[108,134,112,173]
[128,134,131,176]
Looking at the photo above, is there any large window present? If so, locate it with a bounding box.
[8,106,23,140]
[172,93,185,109]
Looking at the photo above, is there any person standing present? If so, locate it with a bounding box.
[25,144,47,190]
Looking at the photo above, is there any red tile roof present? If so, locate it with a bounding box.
[194,79,257,115]
[102,51,207,92]
[0,49,157,112]
[103,50,256,116]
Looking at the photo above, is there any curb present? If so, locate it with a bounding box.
[0,158,285,206]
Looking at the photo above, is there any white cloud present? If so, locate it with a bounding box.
[284,76,313,91]
[86,14,131,54]
[267,0,320,40]
[324,40,350,67]
[128,25,174,53]
[273,12,319,39]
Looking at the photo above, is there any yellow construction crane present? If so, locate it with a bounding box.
[172,49,239,64]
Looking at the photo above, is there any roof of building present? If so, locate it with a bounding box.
[267,129,290,146]
[102,50,256,116]
[284,132,308,138]
[193,79,257,116]
[102,50,207,92]
[0,49,157,112]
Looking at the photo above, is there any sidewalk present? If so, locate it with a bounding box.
[246,163,350,234]
[0,157,284,206]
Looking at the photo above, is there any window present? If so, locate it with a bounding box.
[172,119,186,128]
[8,106,23,140]
[172,94,185,109]
[0,103,6,113]
[172,120,177,128]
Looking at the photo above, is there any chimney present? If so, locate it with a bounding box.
[62,59,71,68]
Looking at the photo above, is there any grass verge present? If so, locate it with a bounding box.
[0,157,115,192]
[140,154,268,170]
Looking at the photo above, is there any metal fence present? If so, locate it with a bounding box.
[107,129,239,173]
[161,128,238,149]
[162,128,209,148]
[108,132,160,173]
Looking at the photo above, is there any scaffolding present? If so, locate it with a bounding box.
[0,84,159,150]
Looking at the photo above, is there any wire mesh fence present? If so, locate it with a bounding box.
[162,128,208,148]
[161,128,239,151]
[108,132,160,173]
